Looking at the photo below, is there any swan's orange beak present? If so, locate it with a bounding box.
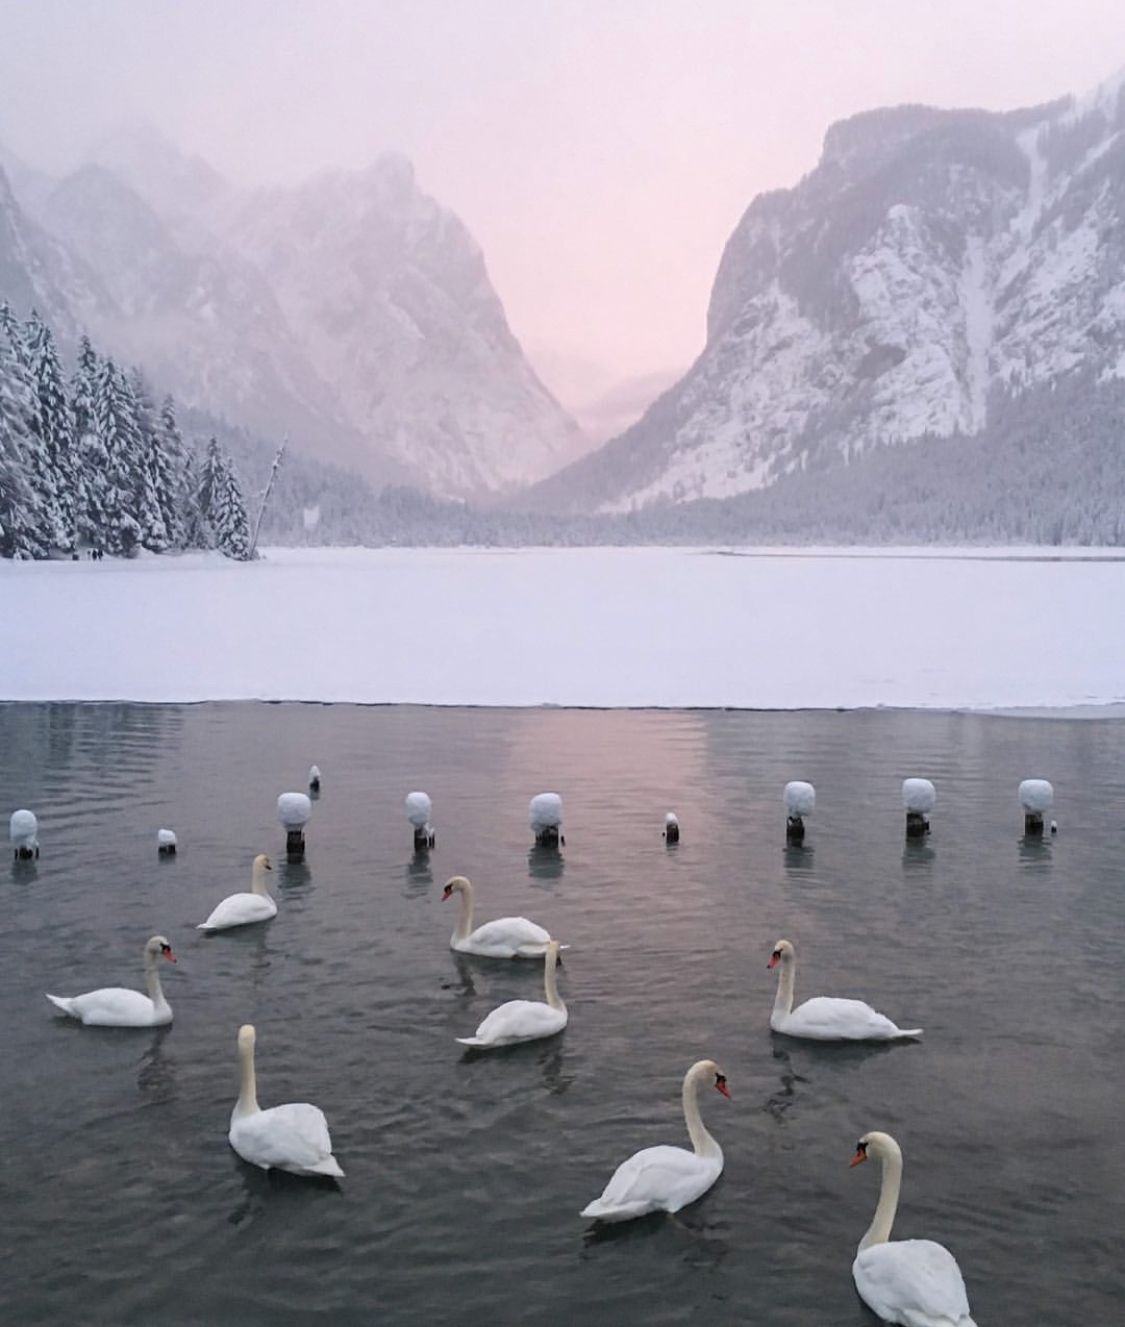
[767,953,780,970]
[716,1080,731,1099]
[442,888,452,901]
[850,1148,867,1168]
[163,948,177,963]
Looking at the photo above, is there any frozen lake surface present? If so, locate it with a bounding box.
[2,545,1124,708]
[2,702,1124,1324]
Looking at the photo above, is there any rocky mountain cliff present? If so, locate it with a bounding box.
[533,71,1125,513]
[0,131,582,497]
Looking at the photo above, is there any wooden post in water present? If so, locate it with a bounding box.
[784,781,815,845]
[10,809,38,861]
[902,779,935,839]
[1019,779,1054,836]
[530,793,564,846]
[278,792,312,861]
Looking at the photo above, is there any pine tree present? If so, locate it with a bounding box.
[129,369,169,552]
[94,358,143,556]
[179,448,209,549]
[213,459,251,559]
[157,396,185,547]
[72,336,107,548]
[196,437,226,540]
[25,310,72,552]
[0,308,44,558]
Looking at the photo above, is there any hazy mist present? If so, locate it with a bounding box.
[2,0,1122,413]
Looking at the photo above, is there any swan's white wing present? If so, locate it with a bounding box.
[465,916,551,955]
[231,1103,343,1176]
[458,999,567,1046]
[198,892,277,931]
[581,1144,721,1220]
[48,987,158,1026]
[854,1240,974,1327]
[777,996,918,1040]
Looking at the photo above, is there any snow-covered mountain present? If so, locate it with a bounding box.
[31,164,379,476]
[1,129,582,497]
[221,154,582,497]
[535,71,1125,513]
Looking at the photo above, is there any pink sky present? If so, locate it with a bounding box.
[2,1,1123,417]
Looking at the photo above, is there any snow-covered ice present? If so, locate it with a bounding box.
[1,546,1124,710]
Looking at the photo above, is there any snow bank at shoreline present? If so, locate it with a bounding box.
[2,546,1122,711]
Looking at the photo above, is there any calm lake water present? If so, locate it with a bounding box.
[1,703,1123,1325]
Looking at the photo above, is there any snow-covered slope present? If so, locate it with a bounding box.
[2,128,582,497]
[31,164,382,475]
[535,72,1125,513]
[222,154,583,497]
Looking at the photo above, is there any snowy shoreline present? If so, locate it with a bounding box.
[2,546,1124,711]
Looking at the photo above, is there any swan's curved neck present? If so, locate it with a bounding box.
[860,1148,902,1251]
[773,955,796,1019]
[452,884,474,943]
[251,864,270,897]
[234,1040,259,1118]
[683,1068,720,1159]
[144,949,169,1010]
[543,950,565,1012]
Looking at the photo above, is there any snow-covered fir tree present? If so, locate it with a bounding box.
[157,396,185,547]
[71,336,106,548]
[27,311,76,552]
[179,448,210,549]
[213,458,252,560]
[128,369,169,552]
[94,358,143,556]
[0,306,47,558]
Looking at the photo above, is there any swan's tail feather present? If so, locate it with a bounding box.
[455,1036,487,1047]
[45,994,74,1015]
[897,1027,924,1039]
[305,1155,344,1178]
[580,1198,649,1222]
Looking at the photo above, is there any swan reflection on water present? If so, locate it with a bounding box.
[443,951,479,997]
[226,1154,343,1228]
[136,1025,176,1101]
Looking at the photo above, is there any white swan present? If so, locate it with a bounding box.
[580,1059,729,1222]
[198,854,277,932]
[228,1024,344,1178]
[457,940,568,1048]
[768,939,922,1041]
[46,934,176,1026]
[442,875,561,958]
[851,1131,976,1326]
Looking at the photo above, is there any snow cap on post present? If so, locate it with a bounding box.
[10,809,38,858]
[784,781,816,817]
[405,790,435,849]
[902,779,936,813]
[157,827,177,856]
[277,793,312,829]
[1018,779,1054,813]
[530,792,563,846]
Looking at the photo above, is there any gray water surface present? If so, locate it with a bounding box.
[1,703,1123,1325]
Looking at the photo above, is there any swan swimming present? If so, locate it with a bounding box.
[456,940,567,1048]
[228,1024,344,1178]
[581,1059,729,1223]
[198,854,277,932]
[850,1131,976,1326]
[46,934,177,1027]
[442,876,561,958]
[768,939,922,1041]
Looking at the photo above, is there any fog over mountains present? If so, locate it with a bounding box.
[3,66,1125,543]
[1,128,582,499]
